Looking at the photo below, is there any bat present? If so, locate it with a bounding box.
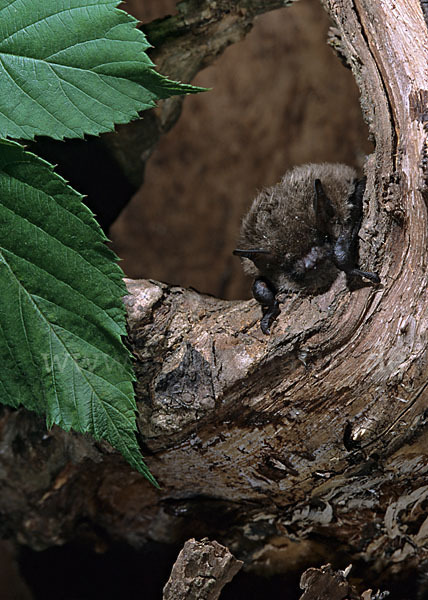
[234,163,380,334]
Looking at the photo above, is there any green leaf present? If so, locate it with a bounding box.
[0,138,157,485]
[0,0,199,140]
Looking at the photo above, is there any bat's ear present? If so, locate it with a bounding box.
[353,177,367,202]
[347,176,367,221]
[314,178,335,235]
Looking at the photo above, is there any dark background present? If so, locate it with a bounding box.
[110,0,372,301]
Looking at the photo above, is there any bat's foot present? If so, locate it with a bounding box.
[252,277,280,334]
[260,301,281,335]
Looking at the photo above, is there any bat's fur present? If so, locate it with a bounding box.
[235,163,379,333]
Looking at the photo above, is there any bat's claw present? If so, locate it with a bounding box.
[260,302,281,335]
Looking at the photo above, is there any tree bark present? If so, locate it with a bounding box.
[1,0,428,592]
[298,564,380,600]
[162,538,243,600]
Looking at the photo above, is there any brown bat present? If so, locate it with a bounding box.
[234,163,379,334]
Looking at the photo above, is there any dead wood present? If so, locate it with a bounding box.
[298,564,387,600]
[162,538,242,600]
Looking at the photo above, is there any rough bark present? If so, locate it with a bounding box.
[162,538,243,600]
[1,0,428,593]
[162,545,385,599]
[298,564,387,600]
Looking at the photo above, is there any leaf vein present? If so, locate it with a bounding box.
[0,56,76,134]
[0,2,122,47]
[0,201,122,308]
[50,64,137,117]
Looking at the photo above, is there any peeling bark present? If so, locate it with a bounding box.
[162,538,242,600]
[1,0,428,592]
[298,564,387,600]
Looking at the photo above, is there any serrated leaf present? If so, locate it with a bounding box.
[0,138,157,485]
[0,0,199,140]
